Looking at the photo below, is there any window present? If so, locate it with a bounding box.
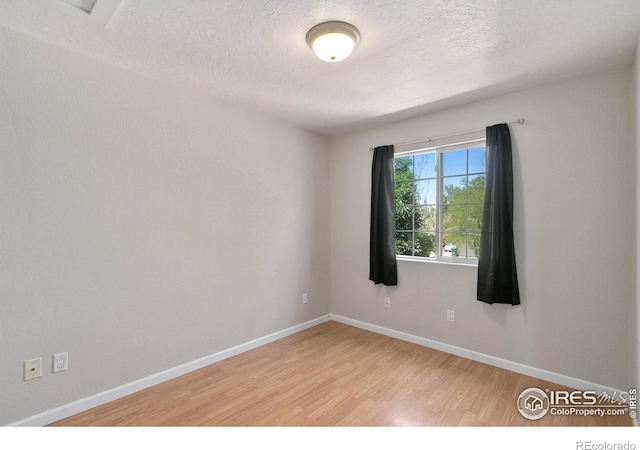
[394,142,486,263]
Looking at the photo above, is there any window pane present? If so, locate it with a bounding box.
[395,156,413,181]
[443,204,467,232]
[396,232,413,256]
[414,152,436,180]
[442,233,466,258]
[467,174,485,203]
[442,149,467,177]
[442,176,467,204]
[415,179,436,205]
[467,203,483,233]
[415,205,436,231]
[467,234,481,259]
[396,203,413,231]
[395,181,414,206]
[415,232,436,258]
[468,147,485,174]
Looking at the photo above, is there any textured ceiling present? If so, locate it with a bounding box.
[1,0,639,136]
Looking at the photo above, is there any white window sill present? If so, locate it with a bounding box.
[396,255,478,267]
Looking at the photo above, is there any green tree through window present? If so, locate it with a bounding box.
[442,174,485,257]
[395,157,435,257]
[394,146,486,261]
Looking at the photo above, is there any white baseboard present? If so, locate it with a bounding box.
[7,315,331,427]
[329,314,628,398]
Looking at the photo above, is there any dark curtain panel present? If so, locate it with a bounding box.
[477,124,520,305]
[369,145,397,286]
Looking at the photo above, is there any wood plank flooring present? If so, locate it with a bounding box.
[50,321,632,426]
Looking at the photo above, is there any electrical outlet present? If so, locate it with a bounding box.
[384,297,391,309]
[53,352,68,373]
[24,357,42,381]
[447,309,455,322]
[302,293,308,304]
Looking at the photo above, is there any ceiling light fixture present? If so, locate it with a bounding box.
[306,21,360,63]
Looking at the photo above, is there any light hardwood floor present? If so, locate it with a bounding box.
[50,321,632,426]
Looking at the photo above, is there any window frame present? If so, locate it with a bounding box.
[394,138,487,265]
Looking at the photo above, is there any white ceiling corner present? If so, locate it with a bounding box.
[1,0,639,136]
[61,0,97,14]
[40,0,123,28]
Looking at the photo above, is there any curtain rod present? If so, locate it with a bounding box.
[369,119,525,151]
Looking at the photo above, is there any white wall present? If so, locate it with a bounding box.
[330,66,635,390]
[0,29,330,425]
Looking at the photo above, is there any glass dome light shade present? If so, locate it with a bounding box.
[306,21,360,63]
[311,32,355,62]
